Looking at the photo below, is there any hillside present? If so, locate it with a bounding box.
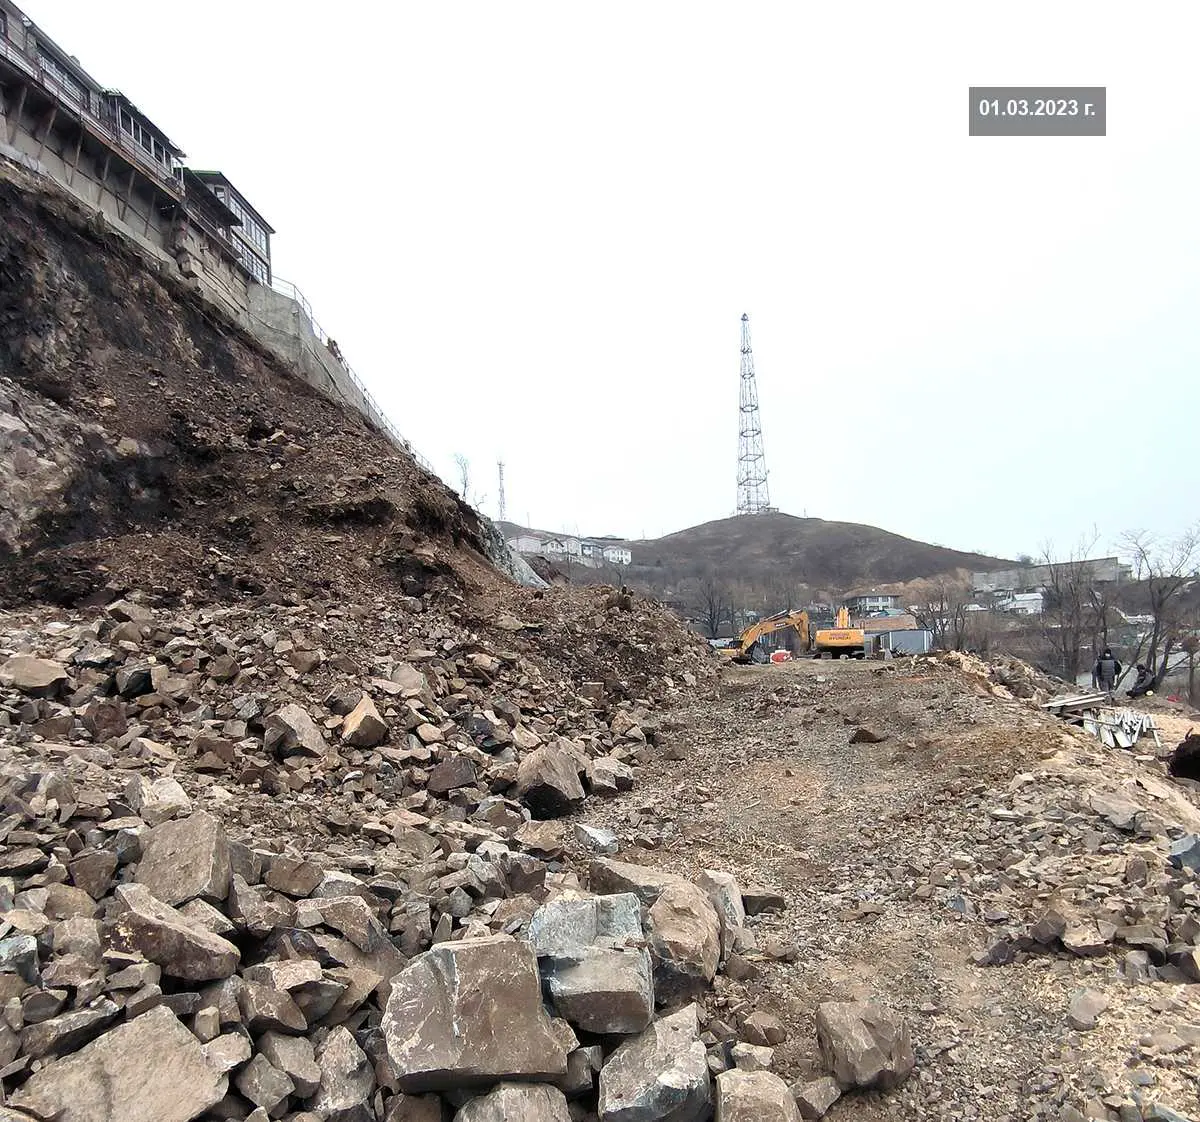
[503,513,1010,589]
[0,170,514,610]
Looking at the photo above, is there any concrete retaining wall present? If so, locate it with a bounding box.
[245,284,374,418]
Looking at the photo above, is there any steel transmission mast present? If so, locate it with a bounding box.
[736,313,771,515]
[497,460,507,522]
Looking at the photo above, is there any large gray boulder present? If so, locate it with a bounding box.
[715,1070,800,1121]
[528,893,654,1034]
[11,1005,227,1122]
[546,947,655,1036]
[791,1075,841,1119]
[383,934,570,1093]
[516,743,586,817]
[454,1083,572,1121]
[134,811,231,906]
[597,1004,710,1122]
[0,655,68,697]
[265,702,327,757]
[106,884,240,981]
[646,881,720,1003]
[589,858,685,905]
[258,1031,321,1096]
[715,1070,801,1122]
[815,1002,914,1090]
[529,894,645,958]
[310,1025,375,1115]
[696,870,747,962]
[341,694,388,747]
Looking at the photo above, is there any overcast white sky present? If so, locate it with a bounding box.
[21,2,1200,557]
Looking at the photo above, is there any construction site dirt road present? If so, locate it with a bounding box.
[575,657,1200,1121]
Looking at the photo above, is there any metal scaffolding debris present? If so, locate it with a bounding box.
[1042,694,1161,750]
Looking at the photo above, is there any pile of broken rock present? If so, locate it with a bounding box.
[0,598,913,1120]
[0,794,914,1122]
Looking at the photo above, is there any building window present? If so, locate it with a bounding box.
[0,12,8,38]
[239,246,269,284]
[223,195,268,254]
[38,50,88,107]
[117,108,170,167]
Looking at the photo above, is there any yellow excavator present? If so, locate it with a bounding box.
[716,610,811,664]
[812,606,867,659]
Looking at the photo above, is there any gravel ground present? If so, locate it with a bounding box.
[572,657,1200,1122]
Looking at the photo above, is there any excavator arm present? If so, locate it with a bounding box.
[726,610,811,663]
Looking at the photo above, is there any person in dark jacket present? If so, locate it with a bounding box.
[1092,648,1121,693]
[1128,663,1155,698]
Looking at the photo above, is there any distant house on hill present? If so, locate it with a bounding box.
[972,557,1129,595]
[845,591,900,616]
[996,591,1045,615]
[506,532,632,567]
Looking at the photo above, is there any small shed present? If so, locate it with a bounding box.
[873,629,933,655]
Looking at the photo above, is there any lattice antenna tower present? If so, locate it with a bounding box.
[497,460,507,522]
[736,313,771,514]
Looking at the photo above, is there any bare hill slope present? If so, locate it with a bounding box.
[629,513,1008,585]
[504,513,1009,588]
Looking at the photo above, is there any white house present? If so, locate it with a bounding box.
[505,533,629,566]
[997,591,1044,615]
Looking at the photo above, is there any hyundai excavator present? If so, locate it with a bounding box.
[812,606,867,659]
[715,609,811,664]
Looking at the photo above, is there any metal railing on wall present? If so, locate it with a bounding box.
[268,276,436,475]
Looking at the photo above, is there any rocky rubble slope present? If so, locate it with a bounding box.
[1,166,870,1122]
[0,590,925,1122]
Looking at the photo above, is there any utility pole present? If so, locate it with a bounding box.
[736,313,771,515]
[496,460,507,522]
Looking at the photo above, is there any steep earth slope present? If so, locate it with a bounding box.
[0,170,509,610]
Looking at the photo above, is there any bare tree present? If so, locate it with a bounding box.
[1039,533,1102,682]
[451,453,489,511]
[911,577,971,651]
[1087,580,1115,661]
[1120,525,1200,689]
[453,454,470,498]
[1180,635,1199,706]
[697,571,731,638]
